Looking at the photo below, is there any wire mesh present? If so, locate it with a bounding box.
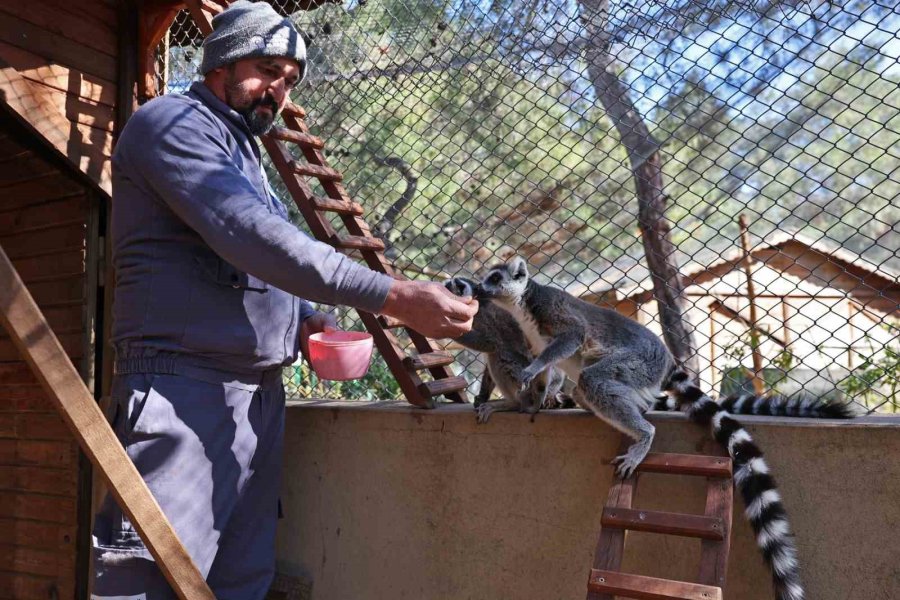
[157,0,900,413]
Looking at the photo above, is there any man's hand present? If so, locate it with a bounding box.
[299,310,339,362]
[380,279,478,339]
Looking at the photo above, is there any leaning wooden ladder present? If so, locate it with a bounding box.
[181,0,467,407]
[586,448,734,600]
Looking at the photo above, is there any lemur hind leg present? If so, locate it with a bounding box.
[476,353,527,424]
[575,360,658,479]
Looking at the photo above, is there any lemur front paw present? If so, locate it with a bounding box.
[475,403,496,424]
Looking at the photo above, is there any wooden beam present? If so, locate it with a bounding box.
[0,242,214,600]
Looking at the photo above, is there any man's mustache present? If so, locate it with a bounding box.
[250,94,278,115]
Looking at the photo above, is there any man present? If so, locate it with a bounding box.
[90,2,476,598]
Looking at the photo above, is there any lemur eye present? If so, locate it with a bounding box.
[489,273,501,285]
[513,272,524,280]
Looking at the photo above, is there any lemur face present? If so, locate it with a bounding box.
[480,256,529,302]
[443,277,477,297]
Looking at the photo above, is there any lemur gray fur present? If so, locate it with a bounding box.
[444,277,567,423]
[480,256,858,600]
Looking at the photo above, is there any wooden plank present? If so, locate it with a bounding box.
[333,234,386,252]
[0,517,75,550]
[0,386,56,413]
[0,196,89,234]
[0,176,85,214]
[291,161,343,182]
[0,153,56,185]
[635,453,732,479]
[587,570,722,600]
[0,439,76,468]
[0,244,215,599]
[0,491,76,523]
[601,507,725,541]
[0,543,74,578]
[0,5,117,57]
[404,351,455,370]
[10,275,86,306]
[0,12,116,82]
[0,135,26,159]
[265,126,325,149]
[0,331,84,362]
[0,413,73,442]
[418,376,468,398]
[0,571,74,600]
[11,250,85,282]
[0,465,77,495]
[0,41,117,107]
[310,195,364,216]
[0,364,37,385]
[698,477,733,589]
[0,221,85,260]
[587,449,636,600]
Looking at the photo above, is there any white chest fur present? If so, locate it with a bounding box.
[499,300,584,381]
[500,300,546,353]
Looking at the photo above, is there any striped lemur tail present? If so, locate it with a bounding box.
[660,369,847,600]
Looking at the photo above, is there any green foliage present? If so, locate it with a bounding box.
[839,326,900,412]
[284,353,401,401]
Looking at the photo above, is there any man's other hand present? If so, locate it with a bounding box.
[299,310,339,362]
[380,279,478,339]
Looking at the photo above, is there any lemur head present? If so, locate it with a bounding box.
[479,256,530,302]
[443,277,479,298]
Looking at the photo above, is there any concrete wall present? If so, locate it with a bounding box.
[276,401,900,600]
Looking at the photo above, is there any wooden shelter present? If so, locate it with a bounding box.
[573,232,900,396]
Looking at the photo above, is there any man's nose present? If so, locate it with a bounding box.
[269,79,288,106]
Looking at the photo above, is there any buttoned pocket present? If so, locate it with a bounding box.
[194,255,268,293]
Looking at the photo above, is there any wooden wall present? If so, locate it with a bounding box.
[0,0,118,194]
[0,112,101,599]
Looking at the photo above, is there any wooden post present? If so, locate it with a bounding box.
[738,215,765,394]
[0,243,215,600]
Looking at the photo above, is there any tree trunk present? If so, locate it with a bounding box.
[373,156,418,259]
[578,0,699,374]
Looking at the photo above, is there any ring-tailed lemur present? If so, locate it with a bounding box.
[480,256,857,600]
[444,277,567,422]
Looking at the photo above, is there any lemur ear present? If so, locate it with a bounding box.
[511,256,529,279]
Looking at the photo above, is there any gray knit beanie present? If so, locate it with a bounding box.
[201,1,307,80]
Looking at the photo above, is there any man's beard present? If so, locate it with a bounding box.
[238,94,279,136]
[224,75,279,136]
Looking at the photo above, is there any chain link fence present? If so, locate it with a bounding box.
[157,0,900,413]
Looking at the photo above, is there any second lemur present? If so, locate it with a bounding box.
[480,256,857,600]
[444,277,566,422]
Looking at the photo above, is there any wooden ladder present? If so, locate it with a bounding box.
[181,0,468,407]
[586,447,733,600]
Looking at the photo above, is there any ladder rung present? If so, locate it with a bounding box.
[282,102,306,119]
[379,316,405,329]
[291,161,343,182]
[404,352,455,370]
[311,195,364,216]
[333,235,386,252]
[587,570,722,600]
[601,508,724,541]
[199,0,224,14]
[419,377,468,398]
[267,127,325,149]
[636,453,732,478]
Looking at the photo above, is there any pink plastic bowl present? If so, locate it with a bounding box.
[307,331,374,381]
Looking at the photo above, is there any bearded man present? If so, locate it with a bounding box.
[91,2,476,598]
